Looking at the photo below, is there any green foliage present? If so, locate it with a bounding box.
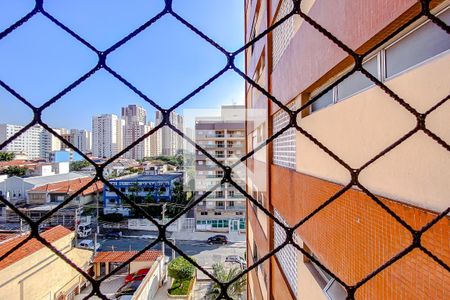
[0,152,15,161]
[207,263,246,300]
[143,155,184,167]
[1,166,27,177]
[69,160,91,171]
[168,256,195,281]
[168,278,193,296]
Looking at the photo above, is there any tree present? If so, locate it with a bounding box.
[207,263,246,300]
[69,160,91,171]
[1,166,27,177]
[0,152,15,161]
[168,256,195,282]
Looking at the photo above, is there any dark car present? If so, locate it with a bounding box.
[105,230,122,239]
[114,280,142,298]
[207,235,228,245]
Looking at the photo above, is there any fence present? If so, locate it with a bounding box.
[0,0,448,300]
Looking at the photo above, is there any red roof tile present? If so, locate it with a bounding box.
[0,226,72,270]
[93,251,162,263]
[29,178,103,196]
[0,233,18,242]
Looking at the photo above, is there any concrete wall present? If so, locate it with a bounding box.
[132,257,164,300]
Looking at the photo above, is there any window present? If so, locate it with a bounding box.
[336,55,378,101]
[273,209,299,295]
[214,212,222,216]
[228,201,235,207]
[236,211,244,216]
[304,245,347,300]
[200,211,208,216]
[273,101,297,169]
[216,201,224,207]
[385,8,450,78]
[310,7,450,113]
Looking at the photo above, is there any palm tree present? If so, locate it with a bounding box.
[207,263,246,300]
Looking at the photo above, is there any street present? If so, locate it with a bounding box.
[95,235,246,270]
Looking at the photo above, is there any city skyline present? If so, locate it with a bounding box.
[0,1,245,131]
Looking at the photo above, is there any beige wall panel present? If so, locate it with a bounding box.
[297,53,450,212]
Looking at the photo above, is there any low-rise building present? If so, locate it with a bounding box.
[0,226,93,300]
[103,172,182,216]
[0,172,89,205]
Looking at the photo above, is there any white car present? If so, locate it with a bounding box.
[78,239,101,251]
[225,255,246,266]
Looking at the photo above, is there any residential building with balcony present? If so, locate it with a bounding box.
[103,172,182,216]
[0,124,58,160]
[92,114,125,158]
[194,105,246,233]
[245,0,450,299]
[122,104,153,160]
[155,110,184,156]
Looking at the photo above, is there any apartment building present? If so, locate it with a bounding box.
[122,104,153,160]
[92,114,124,158]
[70,129,92,153]
[155,110,184,156]
[195,105,246,233]
[0,124,58,160]
[245,1,449,299]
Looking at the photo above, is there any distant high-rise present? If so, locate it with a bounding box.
[0,124,55,160]
[121,105,152,160]
[155,111,184,156]
[70,129,92,153]
[92,114,124,158]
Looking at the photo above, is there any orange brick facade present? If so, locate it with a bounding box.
[271,165,450,299]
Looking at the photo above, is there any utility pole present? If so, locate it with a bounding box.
[161,203,166,261]
[74,207,78,246]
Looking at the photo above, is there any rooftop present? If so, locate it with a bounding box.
[93,250,162,263]
[29,177,103,196]
[19,172,89,186]
[111,172,182,182]
[0,225,72,271]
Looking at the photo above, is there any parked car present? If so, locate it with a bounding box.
[207,235,228,245]
[105,230,122,239]
[78,239,101,251]
[114,280,143,298]
[225,255,246,265]
[124,268,150,283]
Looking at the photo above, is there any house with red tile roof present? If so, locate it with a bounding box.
[0,226,92,300]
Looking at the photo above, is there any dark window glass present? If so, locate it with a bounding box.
[336,56,378,101]
[385,9,450,78]
[311,89,334,112]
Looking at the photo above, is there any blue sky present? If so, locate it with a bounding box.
[0,0,245,130]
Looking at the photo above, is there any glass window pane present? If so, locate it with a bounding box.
[386,9,450,78]
[336,56,378,101]
[311,89,333,112]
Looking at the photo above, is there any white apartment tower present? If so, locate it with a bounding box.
[70,129,92,153]
[121,105,152,160]
[0,124,55,160]
[155,111,184,156]
[92,114,124,158]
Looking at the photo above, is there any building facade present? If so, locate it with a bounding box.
[103,172,182,216]
[245,1,450,300]
[194,105,246,233]
[0,226,92,300]
[0,124,57,160]
[92,114,124,158]
[155,111,184,156]
[122,104,152,160]
[70,129,92,153]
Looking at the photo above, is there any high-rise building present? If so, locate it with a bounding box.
[70,129,92,153]
[194,105,246,233]
[121,104,152,160]
[92,114,124,158]
[245,1,449,300]
[155,111,184,156]
[0,124,55,160]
